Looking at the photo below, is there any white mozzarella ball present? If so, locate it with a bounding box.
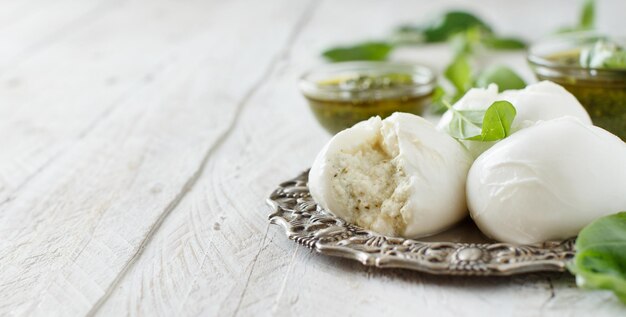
[309,113,473,238]
[437,81,592,158]
[467,116,626,244]
[498,81,592,129]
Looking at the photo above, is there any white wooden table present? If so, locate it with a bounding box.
[1,0,625,316]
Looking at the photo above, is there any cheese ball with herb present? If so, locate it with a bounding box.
[437,81,592,158]
[308,112,473,238]
[467,116,626,244]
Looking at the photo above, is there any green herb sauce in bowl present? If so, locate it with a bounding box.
[528,32,626,140]
[299,62,436,134]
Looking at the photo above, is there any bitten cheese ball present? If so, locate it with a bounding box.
[309,113,473,238]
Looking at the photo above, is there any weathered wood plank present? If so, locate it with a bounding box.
[0,0,228,211]
[0,0,121,206]
[96,0,324,314]
[0,0,310,316]
[97,1,626,316]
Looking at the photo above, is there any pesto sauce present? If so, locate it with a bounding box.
[306,73,432,134]
[543,52,626,140]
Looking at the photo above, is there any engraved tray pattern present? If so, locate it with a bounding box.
[267,170,576,276]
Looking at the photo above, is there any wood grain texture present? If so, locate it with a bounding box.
[1,0,625,316]
[96,0,626,317]
[0,0,218,208]
[2,0,238,212]
[0,0,310,315]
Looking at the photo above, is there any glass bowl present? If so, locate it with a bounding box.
[528,32,626,140]
[299,62,436,134]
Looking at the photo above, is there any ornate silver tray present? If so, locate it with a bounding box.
[267,170,575,276]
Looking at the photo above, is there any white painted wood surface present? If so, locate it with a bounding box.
[0,0,624,316]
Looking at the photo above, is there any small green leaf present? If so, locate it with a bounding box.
[445,54,472,94]
[423,11,492,43]
[580,0,595,29]
[481,36,527,50]
[467,101,516,141]
[568,212,626,304]
[394,11,492,44]
[474,65,526,92]
[446,110,485,140]
[441,100,484,140]
[322,42,394,62]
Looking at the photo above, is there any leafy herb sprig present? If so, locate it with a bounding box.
[392,11,525,49]
[431,48,526,115]
[321,11,526,63]
[320,9,533,115]
[442,100,517,142]
[569,212,626,304]
[322,42,394,62]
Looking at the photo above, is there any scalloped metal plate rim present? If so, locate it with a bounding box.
[267,170,575,276]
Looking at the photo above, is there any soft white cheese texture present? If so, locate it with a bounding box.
[467,116,626,244]
[309,113,473,238]
[437,81,592,158]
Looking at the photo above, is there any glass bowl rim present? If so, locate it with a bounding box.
[527,31,626,76]
[299,61,437,96]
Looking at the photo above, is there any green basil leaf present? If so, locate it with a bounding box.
[568,212,626,304]
[322,42,394,62]
[445,54,472,94]
[445,109,484,140]
[466,100,516,141]
[474,65,526,92]
[423,11,492,43]
[481,36,527,50]
[580,0,595,29]
[441,99,484,140]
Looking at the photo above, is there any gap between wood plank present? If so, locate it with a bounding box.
[228,1,320,315]
[84,59,252,315]
[85,1,318,312]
